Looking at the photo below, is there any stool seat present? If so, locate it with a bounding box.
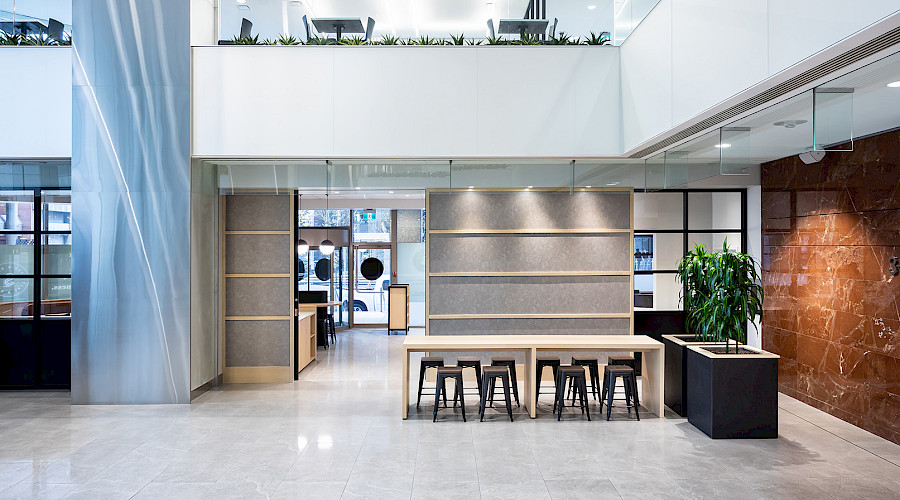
[601,365,640,421]
[555,366,591,421]
[571,357,601,401]
[537,355,559,362]
[480,367,514,421]
[536,356,561,402]
[416,357,445,410]
[457,356,480,362]
[434,367,467,422]
[490,357,520,407]
[608,355,636,369]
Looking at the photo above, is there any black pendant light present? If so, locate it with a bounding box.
[320,192,334,255]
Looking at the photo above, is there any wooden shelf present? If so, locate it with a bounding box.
[429,228,630,235]
[429,271,631,277]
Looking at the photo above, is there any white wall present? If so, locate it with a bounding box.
[0,48,71,158]
[191,0,217,47]
[192,46,621,158]
[620,0,900,151]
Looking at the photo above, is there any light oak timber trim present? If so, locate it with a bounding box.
[225,273,292,278]
[426,187,633,193]
[428,271,632,277]
[225,316,292,321]
[429,228,631,234]
[224,366,293,384]
[429,313,631,319]
[224,230,291,235]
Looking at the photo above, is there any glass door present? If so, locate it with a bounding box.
[352,245,391,326]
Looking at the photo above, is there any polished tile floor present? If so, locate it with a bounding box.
[1,328,900,499]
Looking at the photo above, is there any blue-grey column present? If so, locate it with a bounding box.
[72,0,190,403]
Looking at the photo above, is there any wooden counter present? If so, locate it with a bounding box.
[401,335,664,419]
[295,310,317,376]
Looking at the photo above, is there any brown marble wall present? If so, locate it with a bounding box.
[761,130,900,444]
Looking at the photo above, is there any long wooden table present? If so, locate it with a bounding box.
[401,335,664,419]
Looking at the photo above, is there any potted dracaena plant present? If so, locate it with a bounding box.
[675,240,778,438]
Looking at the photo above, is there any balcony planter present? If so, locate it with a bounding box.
[661,334,723,417]
[685,344,779,438]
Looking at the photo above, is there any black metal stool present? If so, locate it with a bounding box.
[417,356,444,409]
[433,366,466,422]
[490,357,520,407]
[456,356,483,400]
[480,366,514,422]
[601,365,640,421]
[555,365,591,421]
[608,355,635,369]
[571,356,601,401]
[325,314,337,344]
[535,356,560,402]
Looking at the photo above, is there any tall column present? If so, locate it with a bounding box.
[72,0,191,403]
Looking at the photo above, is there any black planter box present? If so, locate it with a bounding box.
[661,335,721,417]
[685,345,779,439]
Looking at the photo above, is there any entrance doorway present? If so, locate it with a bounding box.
[352,245,391,326]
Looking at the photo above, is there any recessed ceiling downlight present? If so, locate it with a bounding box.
[887,81,900,88]
[588,5,596,9]
[714,143,731,148]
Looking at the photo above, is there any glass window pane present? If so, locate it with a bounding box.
[635,233,683,271]
[0,191,35,232]
[41,191,71,231]
[353,209,391,243]
[0,278,33,317]
[688,233,742,253]
[42,234,71,274]
[634,273,680,311]
[635,192,683,230]
[299,209,350,227]
[0,234,34,276]
[688,192,742,230]
[354,247,390,324]
[42,277,70,316]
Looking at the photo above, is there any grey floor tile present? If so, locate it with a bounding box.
[0,482,76,500]
[273,481,347,500]
[544,477,621,500]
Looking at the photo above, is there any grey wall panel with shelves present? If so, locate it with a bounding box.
[428,190,631,231]
[225,234,292,274]
[427,189,633,341]
[428,275,631,315]
[428,233,630,273]
[224,195,291,231]
[225,320,290,367]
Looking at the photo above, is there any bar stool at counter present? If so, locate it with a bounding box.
[456,356,483,400]
[417,357,445,410]
[606,354,636,407]
[601,364,640,421]
[433,366,467,422]
[480,366,514,422]
[555,365,591,421]
[571,356,601,401]
[535,356,561,402]
[489,356,520,407]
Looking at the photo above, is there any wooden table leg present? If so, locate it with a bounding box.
[402,347,410,419]
[641,347,664,418]
[525,348,536,418]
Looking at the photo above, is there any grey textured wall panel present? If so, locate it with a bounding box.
[72,0,191,403]
[225,234,292,274]
[225,278,292,317]
[428,233,630,273]
[225,320,290,367]
[428,191,631,231]
[428,276,631,315]
[225,195,290,231]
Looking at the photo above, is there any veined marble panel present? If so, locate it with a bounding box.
[72,0,191,404]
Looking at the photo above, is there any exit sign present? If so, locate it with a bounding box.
[361,209,376,220]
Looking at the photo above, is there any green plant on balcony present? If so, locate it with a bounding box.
[449,33,466,45]
[515,34,542,45]
[676,240,763,352]
[486,35,507,45]
[583,31,610,45]
[340,35,366,45]
[23,34,58,46]
[0,31,24,45]
[276,33,301,45]
[306,35,330,45]
[547,32,571,45]
[410,35,438,45]
[377,34,400,45]
[231,34,262,45]
[466,38,483,46]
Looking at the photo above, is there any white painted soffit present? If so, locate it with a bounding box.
[624,11,900,159]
